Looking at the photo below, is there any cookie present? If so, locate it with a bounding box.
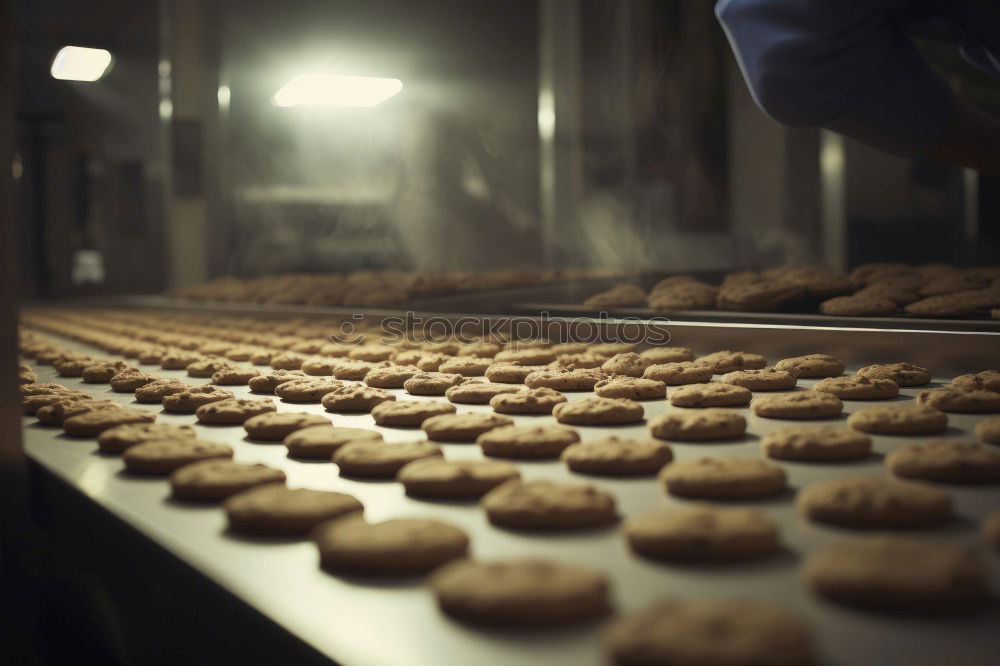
[300,356,339,375]
[717,280,804,311]
[109,370,159,392]
[584,283,647,308]
[489,387,567,414]
[917,388,1000,413]
[524,368,605,391]
[659,457,787,499]
[63,407,157,437]
[886,440,1000,483]
[97,423,197,454]
[195,398,276,424]
[813,375,900,400]
[438,357,493,377]
[54,356,96,377]
[553,397,644,425]
[162,386,235,412]
[493,348,557,366]
[403,372,465,395]
[329,360,375,380]
[668,383,752,407]
[549,353,608,370]
[186,357,233,378]
[649,409,746,441]
[975,416,1000,444]
[269,351,306,370]
[134,379,193,403]
[642,361,714,385]
[249,348,279,365]
[247,369,307,393]
[638,347,694,364]
[397,458,520,499]
[761,426,872,461]
[274,377,343,402]
[719,368,797,391]
[804,537,987,611]
[484,363,547,383]
[904,293,980,317]
[211,366,261,385]
[856,362,932,387]
[371,400,456,426]
[320,385,395,412]
[422,413,514,441]
[549,342,591,355]
[81,360,132,383]
[348,344,395,362]
[773,353,846,378]
[283,425,383,458]
[313,517,469,575]
[918,273,989,296]
[160,351,202,370]
[606,599,813,666]
[333,440,442,478]
[600,353,653,377]
[951,370,1000,393]
[21,382,74,396]
[847,404,948,434]
[855,282,920,305]
[481,480,617,529]
[122,438,233,475]
[18,363,37,384]
[624,506,780,562]
[560,437,672,475]
[224,485,363,536]
[170,460,286,501]
[594,377,666,400]
[752,391,844,420]
[819,294,897,316]
[36,398,115,425]
[648,281,719,311]
[445,382,523,404]
[364,364,421,388]
[22,391,91,415]
[243,412,331,440]
[430,558,610,626]
[478,424,580,459]
[797,476,952,528]
[694,350,767,373]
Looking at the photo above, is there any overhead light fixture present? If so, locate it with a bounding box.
[272,74,402,108]
[51,46,113,81]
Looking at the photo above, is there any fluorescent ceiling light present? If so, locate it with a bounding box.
[272,74,402,108]
[51,46,113,81]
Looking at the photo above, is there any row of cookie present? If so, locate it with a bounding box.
[22,315,997,406]
[585,262,1000,318]
[27,311,1000,396]
[22,321,1000,470]
[20,325,1000,460]
[25,307,635,357]
[166,267,636,308]
[21,336,1000,419]
[24,310,999,403]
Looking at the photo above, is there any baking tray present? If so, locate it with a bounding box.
[20,320,1000,666]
